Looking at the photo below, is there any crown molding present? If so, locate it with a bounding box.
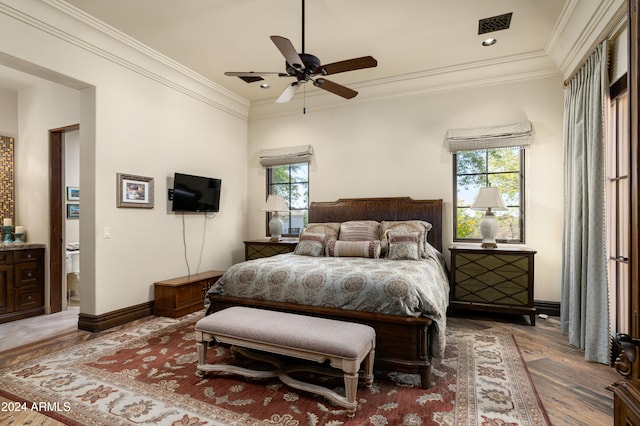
[546,0,625,79]
[249,51,561,121]
[4,0,250,120]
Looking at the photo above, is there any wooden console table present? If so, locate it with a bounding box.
[154,270,225,318]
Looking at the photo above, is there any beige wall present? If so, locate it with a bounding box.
[247,75,564,302]
[3,1,249,316]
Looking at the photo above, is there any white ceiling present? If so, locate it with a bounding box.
[54,0,568,102]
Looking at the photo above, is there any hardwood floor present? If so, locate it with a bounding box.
[0,311,620,425]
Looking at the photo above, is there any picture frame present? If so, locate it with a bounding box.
[67,203,79,219]
[66,186,80,201]
[116,173,154,209]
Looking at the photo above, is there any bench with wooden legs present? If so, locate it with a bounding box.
[194,306,376,418]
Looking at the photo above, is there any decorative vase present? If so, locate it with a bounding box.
[2,225,13,244]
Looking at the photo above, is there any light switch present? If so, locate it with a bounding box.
[103,227,111,239]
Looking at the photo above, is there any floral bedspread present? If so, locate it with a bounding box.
[205,245,450,357]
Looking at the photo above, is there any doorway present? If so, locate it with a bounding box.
[49,124,79,314]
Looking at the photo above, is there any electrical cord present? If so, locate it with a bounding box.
[182,211,218,277]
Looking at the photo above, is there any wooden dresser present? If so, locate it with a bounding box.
[0,244,46,324]
[449,244,537,325]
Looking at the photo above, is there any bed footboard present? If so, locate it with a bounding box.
[208,294,434,388]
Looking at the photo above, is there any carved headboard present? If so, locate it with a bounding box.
[308,197,443,252]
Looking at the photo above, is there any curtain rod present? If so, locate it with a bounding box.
[563,14,627,87]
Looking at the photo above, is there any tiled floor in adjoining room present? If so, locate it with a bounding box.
[0,306,79,352]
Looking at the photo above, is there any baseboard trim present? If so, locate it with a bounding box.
[76,300,560,332]
[78,301,154,333]
[534,300,560,317]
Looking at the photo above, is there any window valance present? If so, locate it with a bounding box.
[259,144,313,167]
[446,121,533,153]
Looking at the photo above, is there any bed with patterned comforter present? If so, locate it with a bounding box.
[205,243,449,357]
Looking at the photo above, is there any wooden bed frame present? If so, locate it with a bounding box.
[208,197,444,389]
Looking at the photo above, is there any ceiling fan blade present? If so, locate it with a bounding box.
[224,71,287,77]
[313,78,358,99]
[276,82,301,103]
[321,56,378,75]
[270,36,305,71]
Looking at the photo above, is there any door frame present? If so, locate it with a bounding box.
[49,123,79,313]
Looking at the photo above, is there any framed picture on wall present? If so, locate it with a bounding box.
[66,186,79,201]
[116,173,154,209]
[67,203,79,219]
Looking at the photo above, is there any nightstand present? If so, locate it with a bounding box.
[449,245,537,325]
[244,238,298,260]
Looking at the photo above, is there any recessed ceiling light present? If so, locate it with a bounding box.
[260,83,270,89]
[482,38,497,47]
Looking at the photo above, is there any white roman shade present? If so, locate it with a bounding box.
[259,145,313,167]
[446,121,533,152]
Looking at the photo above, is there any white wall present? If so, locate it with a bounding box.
[248,75,564,302]
[65,129,80,244]
[0,87,17,138]
[3,1,249,316]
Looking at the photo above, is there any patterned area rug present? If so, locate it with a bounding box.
[0,312,550,425]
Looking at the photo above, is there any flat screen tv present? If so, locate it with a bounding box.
[171,172,221,212]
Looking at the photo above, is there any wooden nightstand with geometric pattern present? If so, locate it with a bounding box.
[448,245,537,325]
[244,238,299,261]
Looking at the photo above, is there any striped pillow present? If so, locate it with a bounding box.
[303,223,341,241]
[387,231,421,260]
[339,221,381,241]
[326,239,381,258]
[294,232,327,257]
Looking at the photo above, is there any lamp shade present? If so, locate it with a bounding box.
[471,187,507,211]
[263,194,288,212]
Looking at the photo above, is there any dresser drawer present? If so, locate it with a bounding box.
[14,262,41,287]
[0,251,13,265]
[15,286,43,311]
[14,249,42,263]
[244,239,298,260]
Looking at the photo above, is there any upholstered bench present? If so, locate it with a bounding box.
[194,306,376,418]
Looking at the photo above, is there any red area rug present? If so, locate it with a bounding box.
[0,312,550,425]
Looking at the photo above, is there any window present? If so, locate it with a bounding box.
[454,147,524,243]
[267,163,309,236]
[606,77,629,335]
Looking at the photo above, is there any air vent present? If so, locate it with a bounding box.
[478,12,513,35]
[239,76,264,83]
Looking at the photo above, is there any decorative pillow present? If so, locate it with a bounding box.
[381,220,432,258]
[303,223,341,241]
[294,232,327,257]
[387,231,421,260]
[326,239,381,258]
[339,221,381,241]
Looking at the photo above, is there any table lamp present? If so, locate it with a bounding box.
[471,187,507,248]
[263,194,289,241]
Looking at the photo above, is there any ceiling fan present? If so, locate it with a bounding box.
[224,0,377,103]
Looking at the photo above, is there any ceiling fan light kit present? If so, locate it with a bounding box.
[224,0,377,105]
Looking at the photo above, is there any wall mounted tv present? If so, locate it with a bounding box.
[171,172,221,213]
